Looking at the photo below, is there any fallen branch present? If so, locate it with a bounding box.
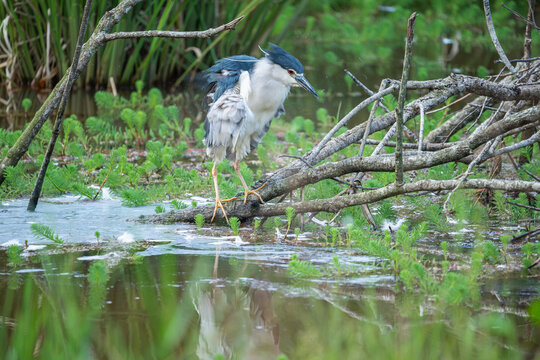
[138,179,540,224]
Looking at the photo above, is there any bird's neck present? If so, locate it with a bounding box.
[247,59,290,114]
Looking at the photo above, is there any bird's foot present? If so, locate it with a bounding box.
[243,182,267,204]
[211,196,237,224]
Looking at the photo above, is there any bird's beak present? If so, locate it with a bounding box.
[294,75,318,99]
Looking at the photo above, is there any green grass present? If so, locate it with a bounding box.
[0,0,294,87]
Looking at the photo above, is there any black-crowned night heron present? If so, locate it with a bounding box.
[204,44,318,223]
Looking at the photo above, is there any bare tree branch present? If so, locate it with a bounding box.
[484,0,519,75]
[395,12,417,185]
[99,16,244,42]
[139,179,540,223]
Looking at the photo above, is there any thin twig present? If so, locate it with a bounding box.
[517,61,540,83]
[426,93,472,114]
[99,17,244,42]
[501,2,540,30]
[395,12,417,186]
[495,56,540,63]
[344,69,391,113]
[522,0,535,58]
[417,103,425,152]
[484,0,519,76]
[506,200,540,212]
[306,85,398,165]
[442,135,499,213]
[359,80,388,157]
[511,228,540,243]
[93,165,112,200]
[506,153,540,182]
[488,130,540,158]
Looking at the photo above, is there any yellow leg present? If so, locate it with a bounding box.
[234,160,267,204]
[211,162,236,224]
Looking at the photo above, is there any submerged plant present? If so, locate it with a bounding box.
[287,254,322,278]
[7,244,24,266]
[22,98,32,113]
[88,260,109,286]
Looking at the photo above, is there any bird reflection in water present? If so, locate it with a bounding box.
[192,249,281,359]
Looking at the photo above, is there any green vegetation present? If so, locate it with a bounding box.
[194,213,205,228]
[2,0,537,90]
[1,1,539,356]
[0,0,297,87]
[0,250,535,359]
[30,223,65,244]
[229,217,241,237]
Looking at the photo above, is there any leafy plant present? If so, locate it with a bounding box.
[88,260,108,286]
[287,254,322,278]
[155,205,165,214]
[284,207,295,238]
[30,223,65,244]
[119,188,150,207]
[482,241,502,264]
[229,217,241,236]
[7,244,24,266]
[194,214,205,228]
[171,199,188,210]
[22,98,32,113]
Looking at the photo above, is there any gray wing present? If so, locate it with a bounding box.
[248,103,285,154]
[204,91,249,161]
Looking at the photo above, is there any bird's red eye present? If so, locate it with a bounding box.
[288,69,295,76]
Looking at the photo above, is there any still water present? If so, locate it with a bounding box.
[1,193,539,358]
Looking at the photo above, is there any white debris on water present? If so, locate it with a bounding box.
[209,236,249,246]
[380,218,406,232]
[117,232,135,243]
[78,252,123,261]
[1,240,21,247]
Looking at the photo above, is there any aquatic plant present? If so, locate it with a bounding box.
[155,205,165,214]
[7,244,24,266]
[253,219,261,232]
[287,254,322,278]
[171,199,188,210]
[30,223,65,244]
[229,217,241,237]
[284,207,295,238]
[194,214,205,228]
[119,188,150,207]
[21,98,32,113]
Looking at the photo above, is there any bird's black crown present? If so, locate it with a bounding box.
[264,43,304,74]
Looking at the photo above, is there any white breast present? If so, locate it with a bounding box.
[246,58,290,131]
